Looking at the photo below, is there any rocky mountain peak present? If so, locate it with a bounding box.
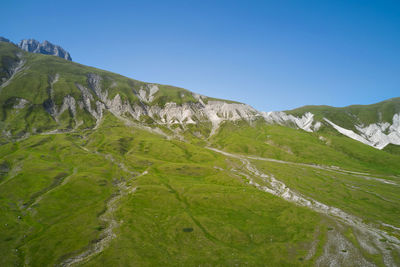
[17,38,72,61]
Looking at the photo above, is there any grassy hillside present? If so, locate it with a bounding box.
[1,114,328,266]
[1,41,400,266]
[210,119,400,175]
[1,114,399,266]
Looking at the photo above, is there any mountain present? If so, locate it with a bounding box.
[260,99,400,150]
[2,39,399,150]
[0,37,72,61]
[1,40,400,266]
[0,40,258,143]
[18,39,72,61]
[1,40,400,149]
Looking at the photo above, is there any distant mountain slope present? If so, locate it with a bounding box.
[284,98,400,149]
[288,98,400,130]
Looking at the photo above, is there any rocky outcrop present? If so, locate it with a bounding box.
[13,98,29,109]
[324,114,400,149]
[135,84,159,103]
[46,73,259,136]
[355,114,400,149]
[42,74,78,127]
[18,39,72,61]
[262,111,321,132]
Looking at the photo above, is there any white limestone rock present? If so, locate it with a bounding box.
[355,113,400,149]
[262,111,320,132]
[13,98,29,109]
[324,114,400,149]
[136,84,159,103]
[324,118,374,147]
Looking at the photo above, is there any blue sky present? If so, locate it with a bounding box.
[3,0,400,111]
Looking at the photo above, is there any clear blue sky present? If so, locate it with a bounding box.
[3,0,400,111]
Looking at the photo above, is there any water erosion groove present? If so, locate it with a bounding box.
[207,147,400,266]
[159,178,231,247]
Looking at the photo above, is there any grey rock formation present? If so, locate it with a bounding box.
[63,73,260,135]
[18,39,72,61]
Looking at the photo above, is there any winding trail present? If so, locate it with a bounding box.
[59,182,137,267]
[246,154,399,186]
[208,147,400,266]
[58,147,147,267]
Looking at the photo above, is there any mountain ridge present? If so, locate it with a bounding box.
[0,40,399,150]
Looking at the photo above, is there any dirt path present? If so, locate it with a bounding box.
[245,154,398,186]
[57,145,147,266]
[59,182,137,267]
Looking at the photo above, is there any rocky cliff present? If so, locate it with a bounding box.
[18,39,72,61]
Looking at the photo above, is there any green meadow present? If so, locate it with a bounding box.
[1,115,328,266]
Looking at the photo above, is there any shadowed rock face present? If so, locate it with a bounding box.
[18,39,72,61]
[0,37,11,43]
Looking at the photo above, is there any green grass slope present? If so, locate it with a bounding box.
[210,119,400,175]
[1,114,330,266]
